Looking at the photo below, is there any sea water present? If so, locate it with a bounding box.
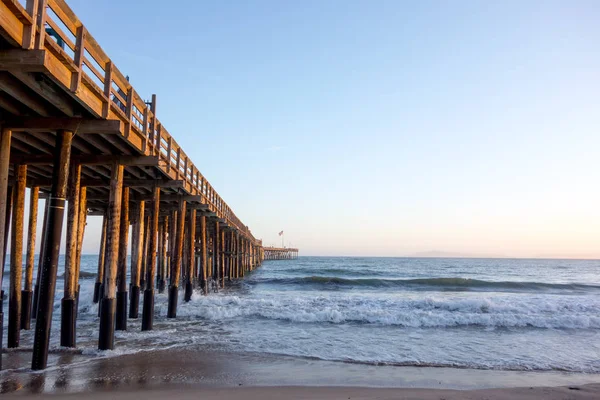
[3,256,600,373]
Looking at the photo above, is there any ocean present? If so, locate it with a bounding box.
[3,256,600,374]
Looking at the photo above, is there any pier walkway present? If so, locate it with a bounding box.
[0,0,264,370]
[264,247,299,260]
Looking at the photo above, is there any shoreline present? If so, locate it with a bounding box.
[2,347,600,395]
[4,384,600,400]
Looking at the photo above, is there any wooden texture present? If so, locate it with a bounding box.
[24,186,39,292]
[103,163,124,300]
[8,163,26,347]
[117,187,129,292]
[64,163,80,299]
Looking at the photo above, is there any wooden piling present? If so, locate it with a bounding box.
[221,229,226,288]
[61,163,80,348]
[140,213,150,290]
[199,214,207,294]
[2,185,13,284]
[167,199,186,317]
[168,209,177,284]
[74,187,88,317]
[158,216,168,293]
[115,187,129,331]
[93,212,108,303]
[184,208,196,302]
[98,163,124,350]
[213,219,220,288]
[8,164,26,348]
[141,187,159,331]
[32,196,48,320]
[32,129,73,371]
[0,127,10,370]
[129,201,144,319]
[21,186,38,330]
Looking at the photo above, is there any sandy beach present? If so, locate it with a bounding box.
[4,384,600,400]
[2,347,600,398]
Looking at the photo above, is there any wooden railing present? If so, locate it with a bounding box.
[1,0,258,243]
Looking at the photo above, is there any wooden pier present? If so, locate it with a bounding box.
[264,247,299,260]
[0,0,265,370]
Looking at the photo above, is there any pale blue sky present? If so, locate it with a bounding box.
[31,1,600,257]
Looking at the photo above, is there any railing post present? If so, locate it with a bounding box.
[156,124,162,157]
[175,148,181,180]
[34,0,47,50]
[70,26,85,92]
[102,61,113,118]
[142,106,148,153]
[23,0,40,50]
[167,137,172,173]
[150,94,157,154]
[125,87,133,138]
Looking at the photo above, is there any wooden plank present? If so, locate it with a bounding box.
[0,72,53,116]
[47,0,78,35]
[9,69,78,116]
[82,155,158,166]
[0,1,26,47]
[5,117,123,134]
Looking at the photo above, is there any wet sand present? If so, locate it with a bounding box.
[4,384,600,400]
[2,347,600,398]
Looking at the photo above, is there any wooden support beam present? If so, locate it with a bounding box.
[213,218,220,287]
[200,214,207,295]
[98,162,124,350]
[129,200,144,319]
[11,154,159,166]
[93,211,107,304]
[140,213,150,290]
[184,208,196,302]
[5,117,123,135]
[21,185,38,330]
[26,178,184,189]
[167,198,186,318]
[0,126,10,369]
[74,185,87,317]
[141,186,159,331]
[220,228,225,288]
[0,72,54,116]
[115,186,129,331]
[158,215,168,293]
[60,162,80,348]
[32,129,73,371]
[9,70,79,116]
[8,163,26,348]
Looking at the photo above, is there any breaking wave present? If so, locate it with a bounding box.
[177,294,600,329]
[249,276,600,292]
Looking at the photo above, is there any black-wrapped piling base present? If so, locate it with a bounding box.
[0,310,3,371]
[60,298,76,348]
[75,284,80,318]
[184,281,193,302]
[115,291,128,331]
[20,290,32,330]
[167,286,178,318]
[158,279,166,293]
[31,285,39,319]
[92,281,102,303]
[141,289,154,331]
[129,285,140,318]
[98,297,116,350]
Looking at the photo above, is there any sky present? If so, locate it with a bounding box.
[16,0,600,258]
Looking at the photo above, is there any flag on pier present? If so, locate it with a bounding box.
[279,231,284,236]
